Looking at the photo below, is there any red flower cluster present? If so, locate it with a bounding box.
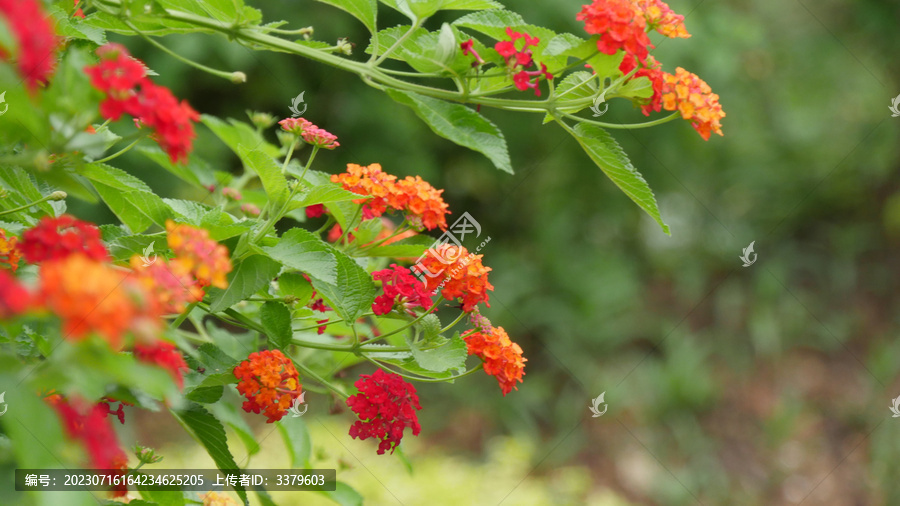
[331,163,450,231]
[346,369,422,455]
[0,0,60,90]
[85,43,200,163]
[415,244,493,312]
[464,326,526,395]
[619,54,665,116]
[279,118,340,150]
[97,398,131,425]
[372,264,434,316]
[495,27,552,96]
[577,0,652,62]
[19,215,108,264]
[166,220,233,289]
[134,341,189,389]
[234,350,303,423]
[661,67,726,140]
[0,229,21,271]
[305,204,326,218]
[46,397,128,496]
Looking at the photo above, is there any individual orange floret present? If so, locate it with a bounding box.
[416,244,493,312]
[0,229,21,271]
[165,220,233,289]
[631,0,690,38]
[234,349,302,423]
[661,67,725,140]
[464,326,526,395]
[129,256,205,314]
[390,176,450,231]
[36,254,158,348]
[331,163,398,219]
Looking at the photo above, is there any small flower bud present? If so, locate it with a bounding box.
[49,191,67,201]
[230,71,247,84]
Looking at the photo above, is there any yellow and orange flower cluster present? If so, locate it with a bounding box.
[0,229,21,271]
[331,163,450,231]
[661,68,725,140]
[630,0,689,38]
[130,257,205,314]
[202,492,239,506]
[234,350,303,423]
[417,244,493,312]
[464,326,526,395]
[165,220,233,288]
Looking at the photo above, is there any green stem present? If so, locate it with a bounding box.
[125,20,244,83]
[170,301,199,330]
[0,192,65,217]
[291,359,348,399]
[297,145,319,184]
[360,297,444,347]
[561,111,681,130]
[314,215,336,235]
[280,141,296,176]
[440,311,468,333]
[363,355,484,383]
[92,137,142,164]
[372,20,422,66]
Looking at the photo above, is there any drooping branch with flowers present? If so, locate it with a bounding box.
[0,0,722,504]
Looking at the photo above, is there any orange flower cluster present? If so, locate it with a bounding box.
[416,244,493,312]
[0,229,21,271]
[331,163,450,231]
[631,0,690,38]
[166,220,233,289]
[234,350,303,423]
[130,256,205,314]
[37,254,159,348]
[202,492,239,506]
[661,68,725,140]
[464,326,526,395]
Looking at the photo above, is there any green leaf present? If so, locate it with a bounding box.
[543,71,597,123]
[170,404,247,504]
[207,255,283,312]
[236,146,290,210]
[0,167,57,224]
[82,163,173,233]
[385,89,512,173]
[319,482,364,506]
[379,0,499,19]
[278,418,312,467]
[315,0,376,33]
[138,145,216,187]
[193,343,240,374]
[277,272,314,306]
[202,114,281,159]
[261,301,293,350]
[309,251,376,323]
[366,234,434,258]
[571,123,669,234]
[290,183,366,209]
[185,385,224,403]
[407,331,467,373]
[163,199,252,241]
[262,228,338,285]
[439,0,502,9]
[138,485,185,506]
[617,75,655,99]
[365,25,429,60]
[211,402,260,457]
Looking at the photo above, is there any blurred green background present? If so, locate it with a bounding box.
[67,0,900,504]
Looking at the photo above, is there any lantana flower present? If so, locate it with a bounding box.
[0,229,21,271]
[494,27,552,96]
[346,369,422,455]
[661,67,725,140]
[234,350,303,423]
[372,264,435,316]
[278,117,340,150]
[166,220,233,289]
[129,257,206,314]
[134,341,189,389]
[0,270,29,318]
[464,325,526,395]
[0,0,60,90]
[414,244,493,312]
[577,0,652,62]
[19,215,109,264]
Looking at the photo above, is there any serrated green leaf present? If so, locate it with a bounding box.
[365,25,429,60]
[315,0,376,32]
[193,343,240,374]
[543,71,598,123]
[261,301,293,350]
[0,167,56,224]
[290,183,366,209]
[616,75,655,99]
[309,251,376,323]
[277,272,314,306]
[571,123,669,234]
[207,255,282,312]
[138,145,216,187]
[170,403,247,504]
[185,385,224,403]
[138,484,184,506]
[419,313,442,342]
[263,228,338,285]
[385,89,512,173]
[408,331,466,372]
[236,146,290,210]
[212,401,260,457]
[82,163,174,232]
[202,114,281,159]
[163,199,252,241]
